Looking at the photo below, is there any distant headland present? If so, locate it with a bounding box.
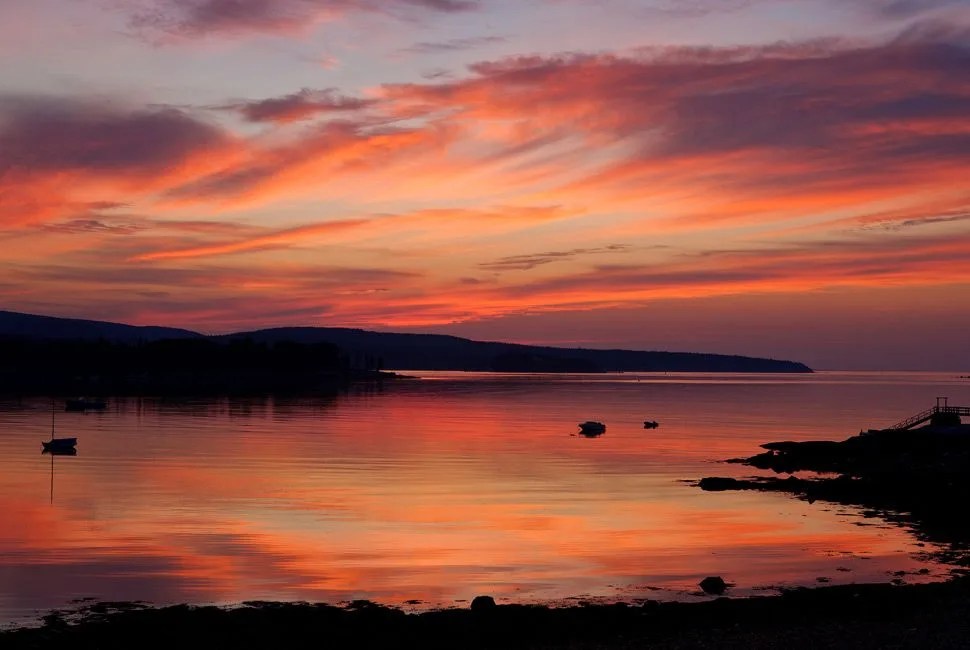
[0,310,811,393]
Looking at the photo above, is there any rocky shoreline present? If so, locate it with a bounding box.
[699,422,970,563]
[3,577,970,649]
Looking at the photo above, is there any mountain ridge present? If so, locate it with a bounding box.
[0,310,812,373]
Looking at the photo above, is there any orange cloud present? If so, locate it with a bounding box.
[3,32,970,336]
[131,218,372,261]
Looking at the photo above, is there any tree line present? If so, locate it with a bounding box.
[0,337,353,393]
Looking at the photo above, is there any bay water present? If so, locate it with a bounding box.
[1,371,967,624]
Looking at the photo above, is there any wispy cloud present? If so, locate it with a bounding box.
[478,233,970,309]
[638,0,758,19]
[400,35,507,55]
[223,88,375,124]
[861,208,970,232]
[875,0,970,18]
[382,31,970,227]
[128,0,479,39]
[129,204,573,263]
[162,119,449,206]
[479,245,631,271]
[39,219,147,235]
[4,27,970,335]
[130,218,372,261]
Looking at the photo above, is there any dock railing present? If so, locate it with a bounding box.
[887,405,970,431]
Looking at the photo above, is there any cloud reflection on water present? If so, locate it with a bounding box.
[0,375,960,623]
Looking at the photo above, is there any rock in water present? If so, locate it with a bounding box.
[698,477,744,491]
[699,576,728,595]
[471,595,496,611]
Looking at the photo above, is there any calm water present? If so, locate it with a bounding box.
[1,371,968,624]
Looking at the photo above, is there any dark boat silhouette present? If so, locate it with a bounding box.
[43,398,78,452]
[644,420,659,429]
[42,446,77,457]
[42,437,78,452]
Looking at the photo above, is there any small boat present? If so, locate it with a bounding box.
[43,398,79,453]
[579,421,606,436]
[43,446,77,457]
[65,397,107,412]
[42,438,78,452]
[643,420,659,429]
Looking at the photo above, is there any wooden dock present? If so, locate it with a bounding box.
[886,397,970,431]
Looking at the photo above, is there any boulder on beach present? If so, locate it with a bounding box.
[699,576,728,595]
[471,595,497,611]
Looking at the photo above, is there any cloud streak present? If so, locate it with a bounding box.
[400,35,507,55]
[462,233,970,318]
[3,25,970,346]
[130,218,372,261]
[128,0,479,38]
[479,245,631,272]
[224,89,375,124]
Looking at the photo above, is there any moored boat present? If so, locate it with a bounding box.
[44,398,79,452]
[42,437,78,452]
[43,445,77,456]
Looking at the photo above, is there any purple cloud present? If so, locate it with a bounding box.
[0,99,227,175]
[226,88,375,124]
[130,0,479,38]
[400,35,507,55]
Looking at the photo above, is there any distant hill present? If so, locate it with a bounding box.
[0,310,200,342]
[0,310,812,373]
[222,327,812,373]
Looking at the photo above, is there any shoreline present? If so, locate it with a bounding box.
[698,423,970,568]
[4,577,970,649]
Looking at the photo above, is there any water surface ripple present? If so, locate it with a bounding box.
[1,371,966,624]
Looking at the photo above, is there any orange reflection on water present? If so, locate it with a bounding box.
[0,376,962,622]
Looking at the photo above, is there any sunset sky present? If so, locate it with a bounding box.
[1,0,968,369]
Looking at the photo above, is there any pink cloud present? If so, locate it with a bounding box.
[4,29,970,340]
[157,33,970,228]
